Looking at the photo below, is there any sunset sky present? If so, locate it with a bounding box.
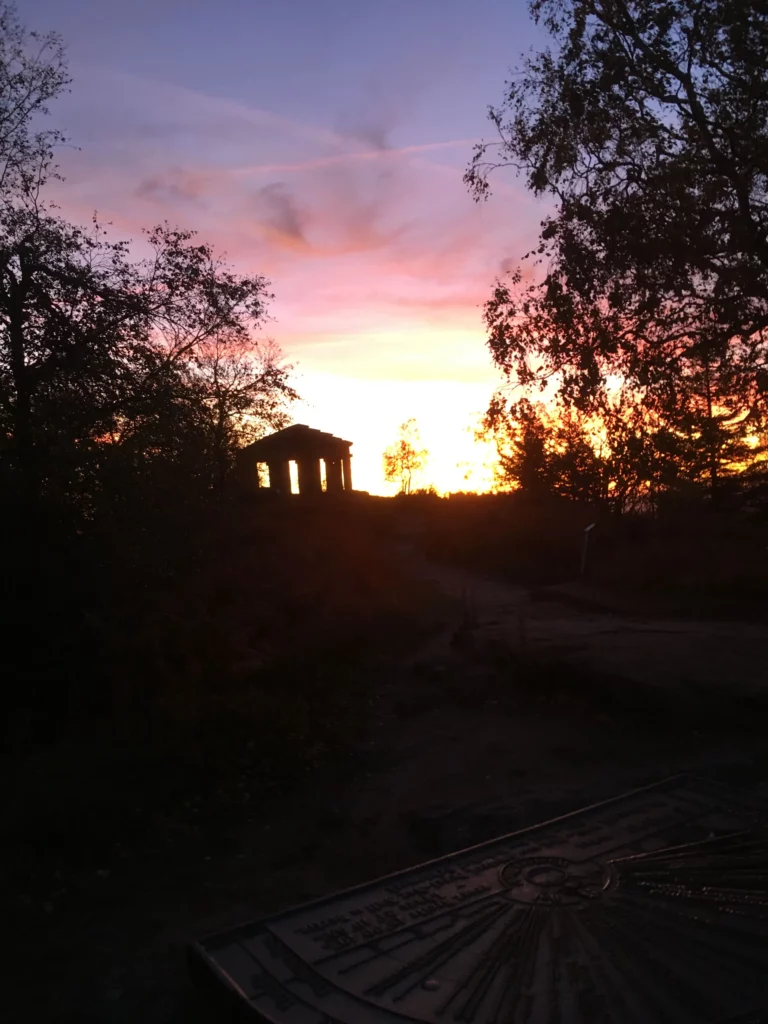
[26,0,550,493]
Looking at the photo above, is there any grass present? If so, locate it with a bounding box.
[445,633,768,737]
[6,489,767,900]
[4,494,447,889]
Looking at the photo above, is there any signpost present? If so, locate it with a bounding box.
[581,522,596,576]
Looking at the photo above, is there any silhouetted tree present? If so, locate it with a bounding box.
[485,396,553,497]
[0,2,298,723]
[0,211,288,512]
[485,389,691,513]
[0,1,295,516]
[383,418,428,494]
[0,2,69,199]
[192,334,298,486]
[467,0,768,503]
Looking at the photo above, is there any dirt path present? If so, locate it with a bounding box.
[10,551,768,1023]
[412,546,768,697]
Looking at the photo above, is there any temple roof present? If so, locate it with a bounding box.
[240,424,353,461]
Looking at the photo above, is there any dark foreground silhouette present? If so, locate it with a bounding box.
[6,492,768,1022]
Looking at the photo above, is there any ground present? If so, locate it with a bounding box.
[8,533,768,1023]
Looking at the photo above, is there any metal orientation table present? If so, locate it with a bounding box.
[189,775,768,1023]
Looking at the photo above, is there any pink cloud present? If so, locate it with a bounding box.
[48,64,546,388]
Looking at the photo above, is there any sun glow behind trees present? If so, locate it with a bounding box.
[466,0,768,506]
[293,373,498,494]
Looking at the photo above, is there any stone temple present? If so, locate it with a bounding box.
[236,424,353,496]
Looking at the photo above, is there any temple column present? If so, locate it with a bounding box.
[234,452,258,492]
[325,457,343,494]
[268,459,291,496]
[342,454,352,492]
[297,457,322,495]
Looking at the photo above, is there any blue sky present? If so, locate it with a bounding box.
[25,0,549,492]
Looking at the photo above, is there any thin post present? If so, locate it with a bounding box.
[581,523,596,576]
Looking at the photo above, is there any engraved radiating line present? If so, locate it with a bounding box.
[631,865,768,884]
[614,888,765,970]
[579,901,736,1022]
[625,862,768,891]
[558,909,614,1024]
[452,787,717,872]
[593,900,727,1019]
[567,909,669,1024]
[617,836,768,887]
[435,906,537,1022]
[485,790,735,871]
[546,909,564,1024]
[626,880,768,906]
[516,906,543,1022]
[576,786,767,864]
[611,881,768,979]
[620,854,768,908]
[562,805,731,863]
[559,906,651,1024]
[202,784,768,1023]
[629,858,768,881]
[615,885,768,949]
[634,866,768,884]
[492,907,543,1024]
[611,892,768,987]
[589,905,708,1024]
[439,831,768,1024]
[640,879,768,896]
[601,894,740,1021]
[615,844,768,883]
[477,786,760,889]
[362,899,514,1000]
[610,830,766,867]
[602,896,767,1009]
[391,902,521,1008]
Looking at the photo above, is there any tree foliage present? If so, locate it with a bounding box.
[0,7,296,517]
[0,209,296,513]
[0,1,69,199]
[0,3,298,726]
[467,0,768,502]
[485,389,693,512]
[383,418,429,494]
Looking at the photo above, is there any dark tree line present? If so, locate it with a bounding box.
[468,0,768,510]
[0,4,296,726]
[0,4,296,520]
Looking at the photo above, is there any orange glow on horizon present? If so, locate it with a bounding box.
[47,64,546,493]
[292,372,500,495]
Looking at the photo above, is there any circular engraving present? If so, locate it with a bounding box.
[499,856,614,906]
